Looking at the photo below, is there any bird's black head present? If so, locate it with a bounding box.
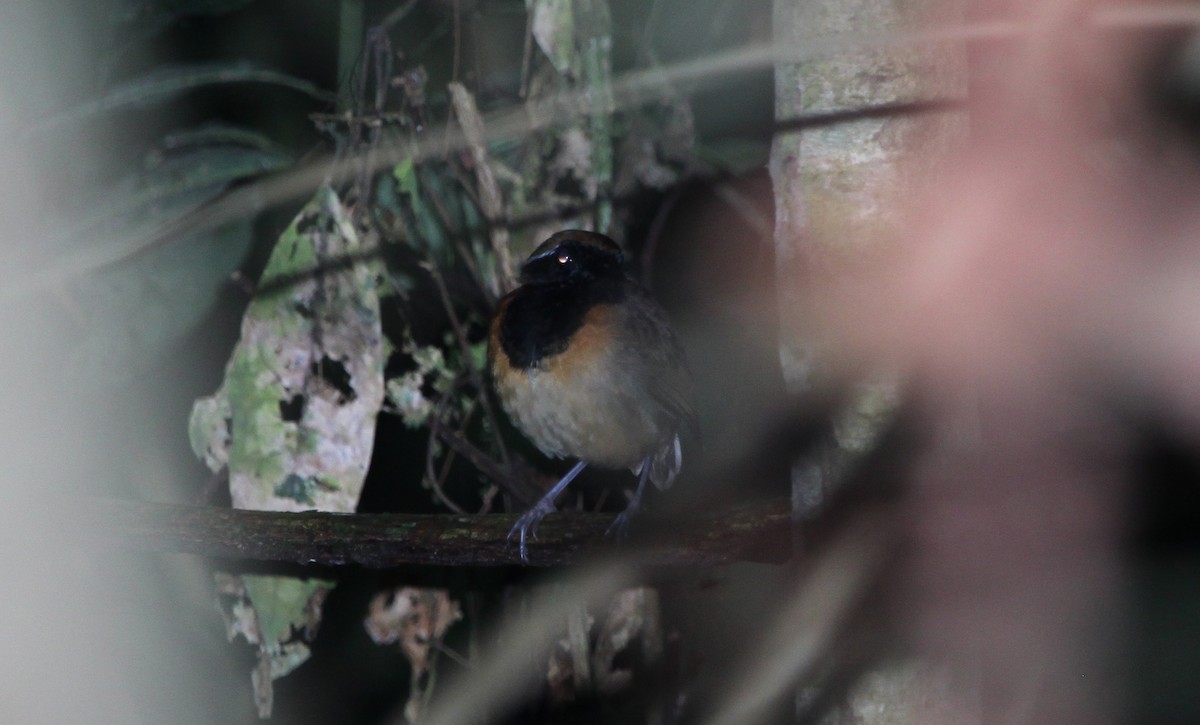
[519,230,625,286]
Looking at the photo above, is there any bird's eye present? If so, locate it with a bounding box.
[556,253,571,264]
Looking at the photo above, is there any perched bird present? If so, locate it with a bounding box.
[489,230,696,562]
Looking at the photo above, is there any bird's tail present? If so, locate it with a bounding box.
[647,434,683,490]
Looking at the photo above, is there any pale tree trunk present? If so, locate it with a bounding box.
[772,0,968,515]
[770,0,968,720]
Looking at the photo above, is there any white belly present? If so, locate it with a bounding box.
[497,362,665,470]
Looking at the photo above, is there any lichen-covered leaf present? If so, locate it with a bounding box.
[217,573,334,719]
[242,575,331,646]
[188,394,231,471]
[384,338,459,429]
[192,186,385,717]
[190,184,386,512]
[526,0,575,77]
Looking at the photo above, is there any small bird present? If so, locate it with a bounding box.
[489,230,696,562]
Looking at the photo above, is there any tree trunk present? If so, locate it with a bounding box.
[770,0,968,720]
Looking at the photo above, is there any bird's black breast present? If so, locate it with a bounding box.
[498,279,626,370]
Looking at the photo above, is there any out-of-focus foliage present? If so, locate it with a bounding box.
[66,126,293,378]
[29,3,331,387]
[35,62,333,135]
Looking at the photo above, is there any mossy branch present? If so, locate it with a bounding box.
[73,497,793,568]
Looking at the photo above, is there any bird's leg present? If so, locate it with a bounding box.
[606,455,653,540]
[509,460,587,563]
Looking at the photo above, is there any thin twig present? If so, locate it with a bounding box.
[421,257,513,470]
[448,81,515,293]
[429,415,539,507]
[440,0,463,161]
[712,180,772,239]
[451,0,462,84]
[445,156,485,212]
[310,111,413,127]
[519,0,535,99]
[478,483,500,514]
[424,386,468,515]
[432,640,473,669]
[417,165,463,237]
[639,184,683,288]
[422,372,472,515]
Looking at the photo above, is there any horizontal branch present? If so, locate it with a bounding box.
[73,498,793,568]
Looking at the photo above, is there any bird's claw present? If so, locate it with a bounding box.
[605,502,640,541]
[508,500,557,563]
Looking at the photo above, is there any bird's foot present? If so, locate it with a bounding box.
[605,501,641,541]
[508,499,557,563]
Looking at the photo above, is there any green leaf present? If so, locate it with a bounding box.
[56,129,293,384]
[28,62,335,138]
[159,122,289,155]
[136,144,292,208]
[220,573,335,717]
[73,217,256,384]
[394,162,452,261]
[393,158,417,195]
[51,138,292,275]
[240,576,332,648]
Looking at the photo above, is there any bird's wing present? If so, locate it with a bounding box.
[619,285,698,439]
